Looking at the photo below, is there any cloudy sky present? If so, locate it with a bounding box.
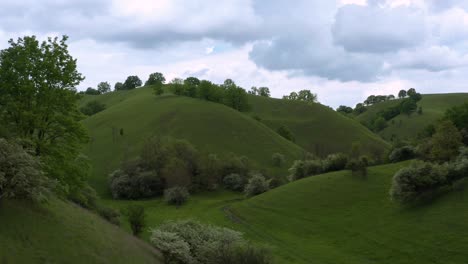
[1,0,468,108]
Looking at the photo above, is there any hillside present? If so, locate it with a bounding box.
[357,93,468,141]
[248,95,390,157]
[0,198,161,263]
[81,87,305,195]
[227,161,468,263]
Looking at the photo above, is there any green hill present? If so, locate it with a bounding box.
[0,198,161,264]
[81,87,305,195]
[226,161,468,263]
[357,93,468,141]
[248,95,390,157]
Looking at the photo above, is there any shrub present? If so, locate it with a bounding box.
[322,153,348,172]
[97,205,120,226]
[271,153,286,167]
[288,160,323,181]
[125,205,146,236]
[346,156,368,177]
[164,186,190,206]
[80,100,106,116]
[388,146,416,163]
[390,161,448,204]
[69,184,98,209]
[277,125,295,142]
[227,244,273,264]
[431,120,463,162]
[244,173,270,197]
[150,230,193,264]
[223,173,246,192]
[108,168,165,200]
[0,138,52,202]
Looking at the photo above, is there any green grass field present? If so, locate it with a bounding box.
[101,161,468,263]
[81,87,305,196]
[357,93,468,141]
[0,198,161,264]
[248,95,389,157]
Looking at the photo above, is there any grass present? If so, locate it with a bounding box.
[81,87,304,196]
[0,198,161,264]
[248,95,390,157]
[357,93,468,141]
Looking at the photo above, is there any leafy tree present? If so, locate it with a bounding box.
[288,160,323,181]
[372,116,387,132]
[150,230,192,264]
[387,94,395,100]
[258,87,270,97]
[244,173,270,197]
[154,85,164,96]
[272,153,286,167]
[354,103,367,115]
[198,80,221,102]
[298,90,318,103]
[223,85,250,112]
[337,105,353,114]
[400,99,417,115]
[169,78,185,95]
[283,91,298,100]
[0,139,52,202]
[431,120,462,162]
[277,125,295,142]
[322,153,348,172]
[389,146,416,163]
[398,90,407,98]
[97,81,111,94]
[122,75,142,90]
[85,87,100,95]
[248,86,259,95]
[222,79,236,89]
[164,186,190,206]
[184,77,200,97]
[223,173,246,191]
[445,103,468,132]
[80,100,106,116]
[0,35,88,194]
[114,82,124,91]
[407,88,416,97]
[145,72,166,86]
[125,205,146,236]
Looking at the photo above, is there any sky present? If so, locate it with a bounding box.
[1,0,468,108]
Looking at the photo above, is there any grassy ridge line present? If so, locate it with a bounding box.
[230,161,468,263]
[82,87,305,195]
[248,95,390,156]
[0,198,161,264]
[356,93,468,141]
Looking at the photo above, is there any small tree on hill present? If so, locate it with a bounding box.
[277,125,295,142]
[164,186,190,207]
[114,82,124,91]
[398,90,407,98]
[97,81,111,94]
[145,72,166,86]
[244,173,270,197]
[431,120,462,162]
[258,87,270,97]
[126,205,146,236]
[123,75,142,90]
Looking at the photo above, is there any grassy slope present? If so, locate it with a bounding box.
[81,87,305,195]
[230,161,468,263]
[0,198,161,264]
[357,93,468,141]
[248,95,390,157]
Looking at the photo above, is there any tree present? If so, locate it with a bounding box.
[407,88,416,97]
[223,173,246,191]
[169,78,185,95]
[354,103,367,115]
[184,77,200,97]
[85,87,100,95]
[223,85,250,112]
[277,125,295,142]
[164,186,190,206]
[97,82,111,94]
[431,120,462,162]
[297,90,318,103]
[122,75,142,90]
[398,90,407,98]
[222,79,236,89]
[445,103,468,132]
[387,94,395,100]
[145,72,166,86]
[283,91,298,100]
[80,100,106,116]
[114,82,124,91]
[0,35,88,194]
[258,87,270,97]
[372,116,387,132]
[150,230,192,264]
[337,105,353,114]
[126,205,146,236]
[272,153,286,167]
[244,173,270,197]
[400,99,417,115]
[0,139,52,202]
[248,86,259,95]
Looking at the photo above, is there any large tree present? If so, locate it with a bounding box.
[145,72,166,86]
[0,35,88,194]
[123,75,142,90]
[97,81,111,94]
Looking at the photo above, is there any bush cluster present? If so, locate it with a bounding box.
[244,173,270,197]
[80,100,106,116]
[288,153,349,182]
[389,146,416,163]
[164,186,190,206]
[150,220,272,264]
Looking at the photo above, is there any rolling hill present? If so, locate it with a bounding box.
[248,95,390,157]
[356,93,468,141]
[81,87,305,195]
[227,161,468,263]
[0,198,161,264]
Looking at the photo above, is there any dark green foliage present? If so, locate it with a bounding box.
[114,82,124,91]
[198,80,223,102]
[96,205,120,226]
[354,103,367,115]
[390,161,448,204]
[85,87,100,95]
[322,153,348,172]
[244,173,270,197]
[364,94,395,105]
[97,82,111,94]
[400,99,417,115]
[258,87,270,97]
[346,156,369,177]
[430,120,462,162]
[388,146,416,163]
[277,125,295,142]
[398,89,407,98]
[271,153,286,167]
[122,75,142,90]
[164,186,190,206]
[169,78,185,95]
[145,72,166,86]
[288,160,323,181]
[223,83,250,112]
[283,90,318,103]
[0,138,52,202]
[0,35,88,196]
[184,77,200,98]
[444,102,468,132]
[80,100,106,116]
[223,173,246,191]
[372,116,387,132]
[69,184,98,209]
[125,205,146,236]
[337,105,353,114]
[109,165,166,200]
